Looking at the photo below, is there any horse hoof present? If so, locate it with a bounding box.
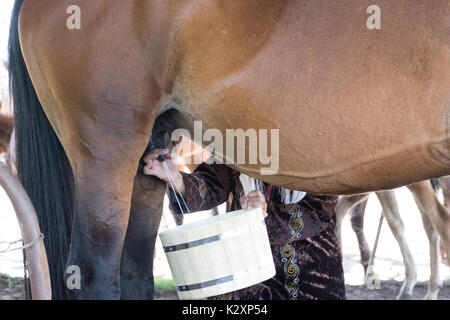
[423,293,438,300]
[396,292,413,300]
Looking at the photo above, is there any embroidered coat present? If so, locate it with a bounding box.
[169,163,346,300]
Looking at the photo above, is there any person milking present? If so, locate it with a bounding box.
[143,149,346,300]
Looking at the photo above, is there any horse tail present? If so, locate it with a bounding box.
[430,178,441,193]
[9,0,74,300]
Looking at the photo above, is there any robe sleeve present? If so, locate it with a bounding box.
[265,194,338,244]
[168,163,235,214]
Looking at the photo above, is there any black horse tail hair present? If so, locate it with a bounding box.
[9,0,74,300]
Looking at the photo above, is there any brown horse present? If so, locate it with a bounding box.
[9,1,450,299]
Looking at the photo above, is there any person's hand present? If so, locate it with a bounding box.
[143,149,180,184]
[239,190,268,218]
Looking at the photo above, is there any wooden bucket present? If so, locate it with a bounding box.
[159,207,275,300]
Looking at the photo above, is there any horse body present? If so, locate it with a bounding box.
[168,0,450,193]
[11,0,450,298]
[20,0,450,194]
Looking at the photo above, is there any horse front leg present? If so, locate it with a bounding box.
[120,166,166,299]
[334,194,369,246]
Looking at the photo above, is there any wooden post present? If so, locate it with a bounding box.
[0,162,51,300]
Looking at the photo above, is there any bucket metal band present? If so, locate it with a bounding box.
[176,265,273,292]
[163,220,266,253]
[177,275,234,292]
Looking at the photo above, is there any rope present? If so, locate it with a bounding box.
[0,233,45,255]
[161,161,191,214]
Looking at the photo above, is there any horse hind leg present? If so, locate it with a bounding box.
[407,180,449,299]
[120,163,166,299]
[65,110,162,299]
[442,176,450,211]
[334,193,369,246]
[66,145,152,299]
[418,211,442,300]
[407,181,450,267]
[349,200,371,274]
[440,176,450,263]
[376,190,417,300]
[120,108,192,298]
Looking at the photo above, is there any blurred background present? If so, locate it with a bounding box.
[0,1,14,61]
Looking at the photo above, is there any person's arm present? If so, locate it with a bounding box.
[143,149,235,213]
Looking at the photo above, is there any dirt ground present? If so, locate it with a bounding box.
[154,280,450,300]
[3,274,450,300]
[0,274,25,300]
[345,280,450,300]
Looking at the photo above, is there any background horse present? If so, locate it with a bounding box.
[0,113,13,156]
[335,178,450,300]
[0,60,13,156]
[9,0,450,299]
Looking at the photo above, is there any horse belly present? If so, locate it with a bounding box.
[172,0,450,194]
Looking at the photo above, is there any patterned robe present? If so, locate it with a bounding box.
[168,163,346,300]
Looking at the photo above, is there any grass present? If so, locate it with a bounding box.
[154,277,176,294]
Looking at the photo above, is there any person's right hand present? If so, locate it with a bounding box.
[143,149,187,196]
[143,149,178,183]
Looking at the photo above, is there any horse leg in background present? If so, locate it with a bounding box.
[120,166,166,299]
[334,193,369,246]
[375,191,417,300]
[407,181,450,266]
[349,200,371,274]
[440,176,450,262]
[417,208,442,300]
[441,176,450,210]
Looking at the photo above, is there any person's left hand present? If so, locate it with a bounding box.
[239,190,268,218]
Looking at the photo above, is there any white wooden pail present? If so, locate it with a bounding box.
[159,207,276,300]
